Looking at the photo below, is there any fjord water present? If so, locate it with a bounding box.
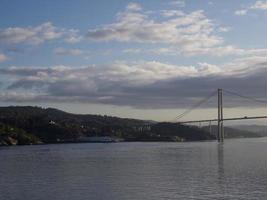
[1,138,267,200]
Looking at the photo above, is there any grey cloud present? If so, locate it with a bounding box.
[0,67,53,76]
[7,79,48,90]
[2,58,267,109]
[4,72,267,109]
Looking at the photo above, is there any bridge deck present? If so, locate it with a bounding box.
[178,116,267,124]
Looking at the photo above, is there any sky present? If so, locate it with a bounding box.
[1,0,267,123]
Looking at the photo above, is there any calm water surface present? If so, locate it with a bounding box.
[1,138,267,200]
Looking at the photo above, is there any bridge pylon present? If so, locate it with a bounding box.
[218,89,224,142]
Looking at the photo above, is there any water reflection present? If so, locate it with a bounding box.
[217,143,224,180]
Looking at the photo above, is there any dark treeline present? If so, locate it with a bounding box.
[0,106,216,145]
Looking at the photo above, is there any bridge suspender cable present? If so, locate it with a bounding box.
[174,89,267,142]
[173,88,267,143]
[173,90,217,121]
[223,89,267,104]
[174,89,267,123]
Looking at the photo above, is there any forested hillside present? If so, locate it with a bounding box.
[0,106,216,145]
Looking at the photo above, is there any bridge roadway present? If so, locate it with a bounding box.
[178,115,267,124]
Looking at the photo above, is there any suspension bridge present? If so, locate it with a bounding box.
[175,89,267,142]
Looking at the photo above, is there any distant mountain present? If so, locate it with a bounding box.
[231,125,267,137]
[0,106,215,145]
[202,125,262,139]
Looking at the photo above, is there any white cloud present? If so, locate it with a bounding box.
[180,45,244,56]
[251,1,267,10]
[148,48,178,56]
[64,29,83,43]
[87,3,266,58]
[87,4,223,55]
[123,48,142,54]
[0,22,82,45]
[181,46,267,57]
[54,48,83,56]
[235,1,267,16]
[121,45,267,57]
[234,9,248,16]
[0,54,8,63]
[123,48,177,56]
[0,22,62,45]
[161,10,185,17]
[218,27,231,32]
[126,2,142,11]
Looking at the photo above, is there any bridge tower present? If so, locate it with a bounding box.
[218,89,224,142]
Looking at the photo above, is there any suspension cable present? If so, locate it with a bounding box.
[173,90,217,122]
[223,89,267,104]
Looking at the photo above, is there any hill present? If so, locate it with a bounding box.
[232,125,267,137]
[202,125,261,139]
[0,106,215,145]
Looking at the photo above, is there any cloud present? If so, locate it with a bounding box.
[123,48,142,54]
[2,56,267,108]
[0,22,62,45]
[0,54,8,62]
[234,9,248,16]
[122,45,267,57]
[126,2,142,11]
[0,22,82,45]
[251,1,267,10]
[218,27,231,32]
[86,5,223,53]
[54,48,83,56]
[148,48,178,56]
[64,29,83,43]
[169,1,185,7]
[86,3,258,57]
[208,2,213,6]
[235,1,267,16]
[161,10,185,17]
[180,45,244,56]
[122,48,177,56]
